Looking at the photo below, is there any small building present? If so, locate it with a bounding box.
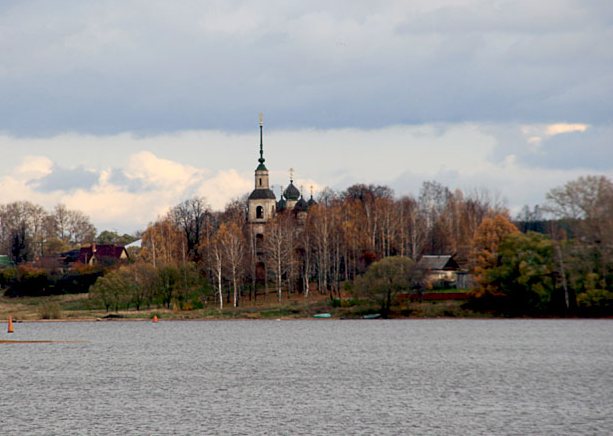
[0,255,14,268]
[417,255,462,289]
[76,243,129,266]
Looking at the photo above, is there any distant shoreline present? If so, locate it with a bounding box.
[4,314,610,323]
[2,293,610,322]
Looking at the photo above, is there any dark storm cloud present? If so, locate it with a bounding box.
[0,1,611,135]
[522,126,613,171]
[29,166,99,192]
[107,169,150,193]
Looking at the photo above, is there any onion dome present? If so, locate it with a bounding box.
[284,182,300,201]
[294,196,309,213]
[277,196,287,212]
[307,195,317,208]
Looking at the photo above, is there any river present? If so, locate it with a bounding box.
[1,319,611,435]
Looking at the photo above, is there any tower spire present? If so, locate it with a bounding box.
[258,113,265,164]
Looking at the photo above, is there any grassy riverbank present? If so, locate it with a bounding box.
[0,292,485,321]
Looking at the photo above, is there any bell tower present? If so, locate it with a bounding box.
[248,113,277,235]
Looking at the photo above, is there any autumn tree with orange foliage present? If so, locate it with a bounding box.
[471,214,519,296]
[140,216,184,268]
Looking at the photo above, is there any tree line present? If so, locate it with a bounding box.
[472,175,613,316]
[0,202,141,297]
[134,176,611,316]
[2,175,611,317]
[135,181,507,310]
[0,202,96,263]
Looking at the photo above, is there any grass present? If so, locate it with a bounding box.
[0,290,487,321]
[0,293,108,321]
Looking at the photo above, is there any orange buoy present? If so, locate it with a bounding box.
[152,315,159,323]
[7,315,14,333]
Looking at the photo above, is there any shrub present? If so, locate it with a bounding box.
[330,297,341,307]
[577,289,613,317]
[5,265,51,297]
[38,301,63,319]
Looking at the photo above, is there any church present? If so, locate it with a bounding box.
[247,115,315,239]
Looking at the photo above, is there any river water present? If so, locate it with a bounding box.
[1,319,611,435]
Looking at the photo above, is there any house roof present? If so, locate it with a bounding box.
[417,255,460,271]
[248,188,276,200]
[78,244,128,263]
[60,249,81,264]
[0,255,14,267]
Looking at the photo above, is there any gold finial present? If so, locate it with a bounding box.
[259,112,264,126]
[289,168,294,182]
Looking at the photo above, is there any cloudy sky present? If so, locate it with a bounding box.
[1,0,612,233]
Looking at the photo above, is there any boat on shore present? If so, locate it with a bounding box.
[313,313,332,319]
[362,313,381,319]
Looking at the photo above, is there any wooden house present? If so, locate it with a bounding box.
[59,244,129,267]
[78,243,129,265]
[417,255,463,289]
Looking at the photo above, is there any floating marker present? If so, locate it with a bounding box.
[7,315,14,333]
[152,315,159,323]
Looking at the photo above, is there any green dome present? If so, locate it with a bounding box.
[283,182,300,201]
[294,196,309,212]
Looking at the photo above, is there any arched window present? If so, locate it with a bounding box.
[256,206,264,219]
[259,178,262,186]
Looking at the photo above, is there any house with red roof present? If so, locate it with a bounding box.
[77,243,129,266]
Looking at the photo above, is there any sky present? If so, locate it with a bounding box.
[1,0,612,233]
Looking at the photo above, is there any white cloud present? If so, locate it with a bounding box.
[124,150,205,190]
[196,169,252,209]
[521,123,590,147]
[0,150,252,233]
[0,122,611,233]
[14,156,53,181]
[545,123,589,136]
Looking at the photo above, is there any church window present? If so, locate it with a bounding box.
[259,178,262,186]
[256,206,264,219]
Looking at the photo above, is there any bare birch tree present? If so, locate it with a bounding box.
[218,222,245,307]
[264,215,293,301]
